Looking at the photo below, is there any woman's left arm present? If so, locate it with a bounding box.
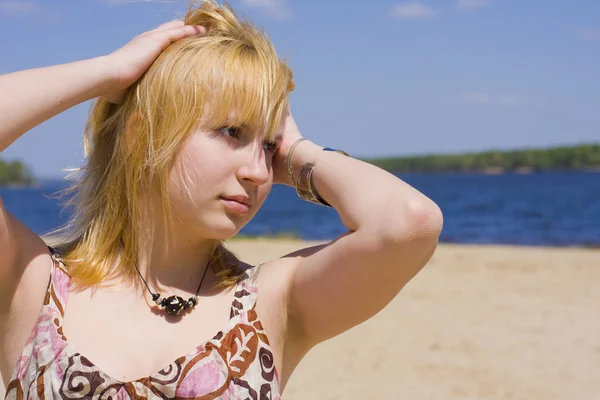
[274,112,444,350]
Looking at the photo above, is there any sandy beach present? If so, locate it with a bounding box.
[228,239,600,400]
[2,240,599,399]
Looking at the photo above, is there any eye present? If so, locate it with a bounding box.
[262,140,280,153]
[218,126,242,139]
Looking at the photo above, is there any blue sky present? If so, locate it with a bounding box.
[0,0,599,178]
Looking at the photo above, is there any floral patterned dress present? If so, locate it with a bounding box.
[5,252,280,399]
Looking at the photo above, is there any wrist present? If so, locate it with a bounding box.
[285,140,323,186]
[93,55,122,98]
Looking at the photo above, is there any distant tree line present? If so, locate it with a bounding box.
[364,143,600,173]
[0,159,35,186]
[1,143,599,185]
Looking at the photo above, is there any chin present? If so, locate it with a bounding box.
[178,206,254,241]
[202,214,249,240]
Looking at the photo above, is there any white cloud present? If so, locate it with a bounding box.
[497,95,526,107]
[459,92,490,104]
[240,0,291,20]
[579,29,600,43]
[0,1,40,13]
[457,92,529,107]
[390,2,438,20]
[457,0,492,9]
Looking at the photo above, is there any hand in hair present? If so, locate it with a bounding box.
[103,20,205,104]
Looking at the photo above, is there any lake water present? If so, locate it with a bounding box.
[1,171,599,247]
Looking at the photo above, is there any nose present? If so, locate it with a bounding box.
[236,141,270,186]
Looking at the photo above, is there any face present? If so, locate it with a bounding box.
[165,116,282,241]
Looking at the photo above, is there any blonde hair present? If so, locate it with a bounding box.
[45,0,295,290]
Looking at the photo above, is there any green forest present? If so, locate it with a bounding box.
[363,143,600,173]
[1,143,599,186]
[0,159,35,186]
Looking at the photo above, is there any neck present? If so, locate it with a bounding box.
[135,219,217,296]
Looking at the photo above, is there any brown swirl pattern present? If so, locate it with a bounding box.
[5,259,281,399]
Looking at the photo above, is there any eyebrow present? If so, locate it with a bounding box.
[261,133,283,142]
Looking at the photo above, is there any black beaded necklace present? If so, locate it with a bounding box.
[134,262,210,316]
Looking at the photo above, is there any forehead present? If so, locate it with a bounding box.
[198,98,286,141]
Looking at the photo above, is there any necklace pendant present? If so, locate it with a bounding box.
[163,295,186,316]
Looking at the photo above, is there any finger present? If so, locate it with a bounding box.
[153,19,185,32]
[156,25,206,47]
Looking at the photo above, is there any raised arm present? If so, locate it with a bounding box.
[0,57,115,153]
[274,111,443,350]
[0,20,204,282]
[0,21,203,153]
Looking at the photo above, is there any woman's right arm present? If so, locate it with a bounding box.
[0,21,204,279]
[0,20,204,153]
[0,56,117,287]
[0,57,116,153]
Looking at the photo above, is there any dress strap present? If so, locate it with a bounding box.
[46,246,71,313]
[229,264,261,319]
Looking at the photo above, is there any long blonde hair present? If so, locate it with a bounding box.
[45,0,295,290]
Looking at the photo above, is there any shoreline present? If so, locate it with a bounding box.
[26,167,600,183]
[0,182,39,189]
[229,236,600,249]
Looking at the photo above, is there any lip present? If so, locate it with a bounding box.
[220,195,251,207]
[220,196,251,214]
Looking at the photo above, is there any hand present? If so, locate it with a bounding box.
[102,20,205,104]
[272,107,304,185]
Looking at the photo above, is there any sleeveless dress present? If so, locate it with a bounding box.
[5,251,281,399]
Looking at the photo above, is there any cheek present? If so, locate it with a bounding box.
[167,137,232,205]
[256,178,273,206]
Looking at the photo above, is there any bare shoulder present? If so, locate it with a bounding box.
[0,214,53,385]
[0,211,53,314]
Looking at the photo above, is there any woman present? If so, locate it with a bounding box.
[0,1,443,398]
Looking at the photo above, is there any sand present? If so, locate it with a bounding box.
[2,240,600,399]
[229,239,600,400]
